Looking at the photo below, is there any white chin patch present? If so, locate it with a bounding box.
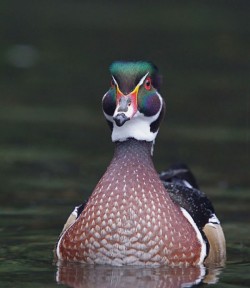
[111,111,159,142]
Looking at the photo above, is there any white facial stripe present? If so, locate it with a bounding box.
[102,91,108,102]
[111,75,118,86]
[112,72,150,120]
[137,72,149,87]
[111,72,149,94]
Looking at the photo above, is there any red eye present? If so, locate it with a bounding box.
[111,79,115,88]
[144,77,152,90]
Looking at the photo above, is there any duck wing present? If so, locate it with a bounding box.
[160,164,226,265]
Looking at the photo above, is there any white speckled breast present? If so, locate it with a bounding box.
[57,139,203,266]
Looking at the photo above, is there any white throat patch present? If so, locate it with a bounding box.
[111,110,159,142]
[103,92,163,143]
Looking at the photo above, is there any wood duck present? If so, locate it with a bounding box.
[55,61,226,266]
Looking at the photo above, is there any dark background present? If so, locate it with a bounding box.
[0,0,249,205]
[0,1,250,286]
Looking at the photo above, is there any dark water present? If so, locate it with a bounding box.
[0,1,249,287]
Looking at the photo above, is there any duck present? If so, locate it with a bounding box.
[55,61,226,266]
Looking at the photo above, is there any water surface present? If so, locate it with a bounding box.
[0,1,249,287]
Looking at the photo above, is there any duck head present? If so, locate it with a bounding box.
[102,61,166,142]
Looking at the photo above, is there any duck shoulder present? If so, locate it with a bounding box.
[162,181,226,266]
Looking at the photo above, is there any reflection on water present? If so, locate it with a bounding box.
[56,261,223,288]
[1,0,249,287]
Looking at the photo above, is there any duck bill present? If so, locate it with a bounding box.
[113,85,139,127]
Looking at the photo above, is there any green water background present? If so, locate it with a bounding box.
[0,1,249,287]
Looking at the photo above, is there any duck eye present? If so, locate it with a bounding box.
[144,77,152,90]
[111,78,115,88]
